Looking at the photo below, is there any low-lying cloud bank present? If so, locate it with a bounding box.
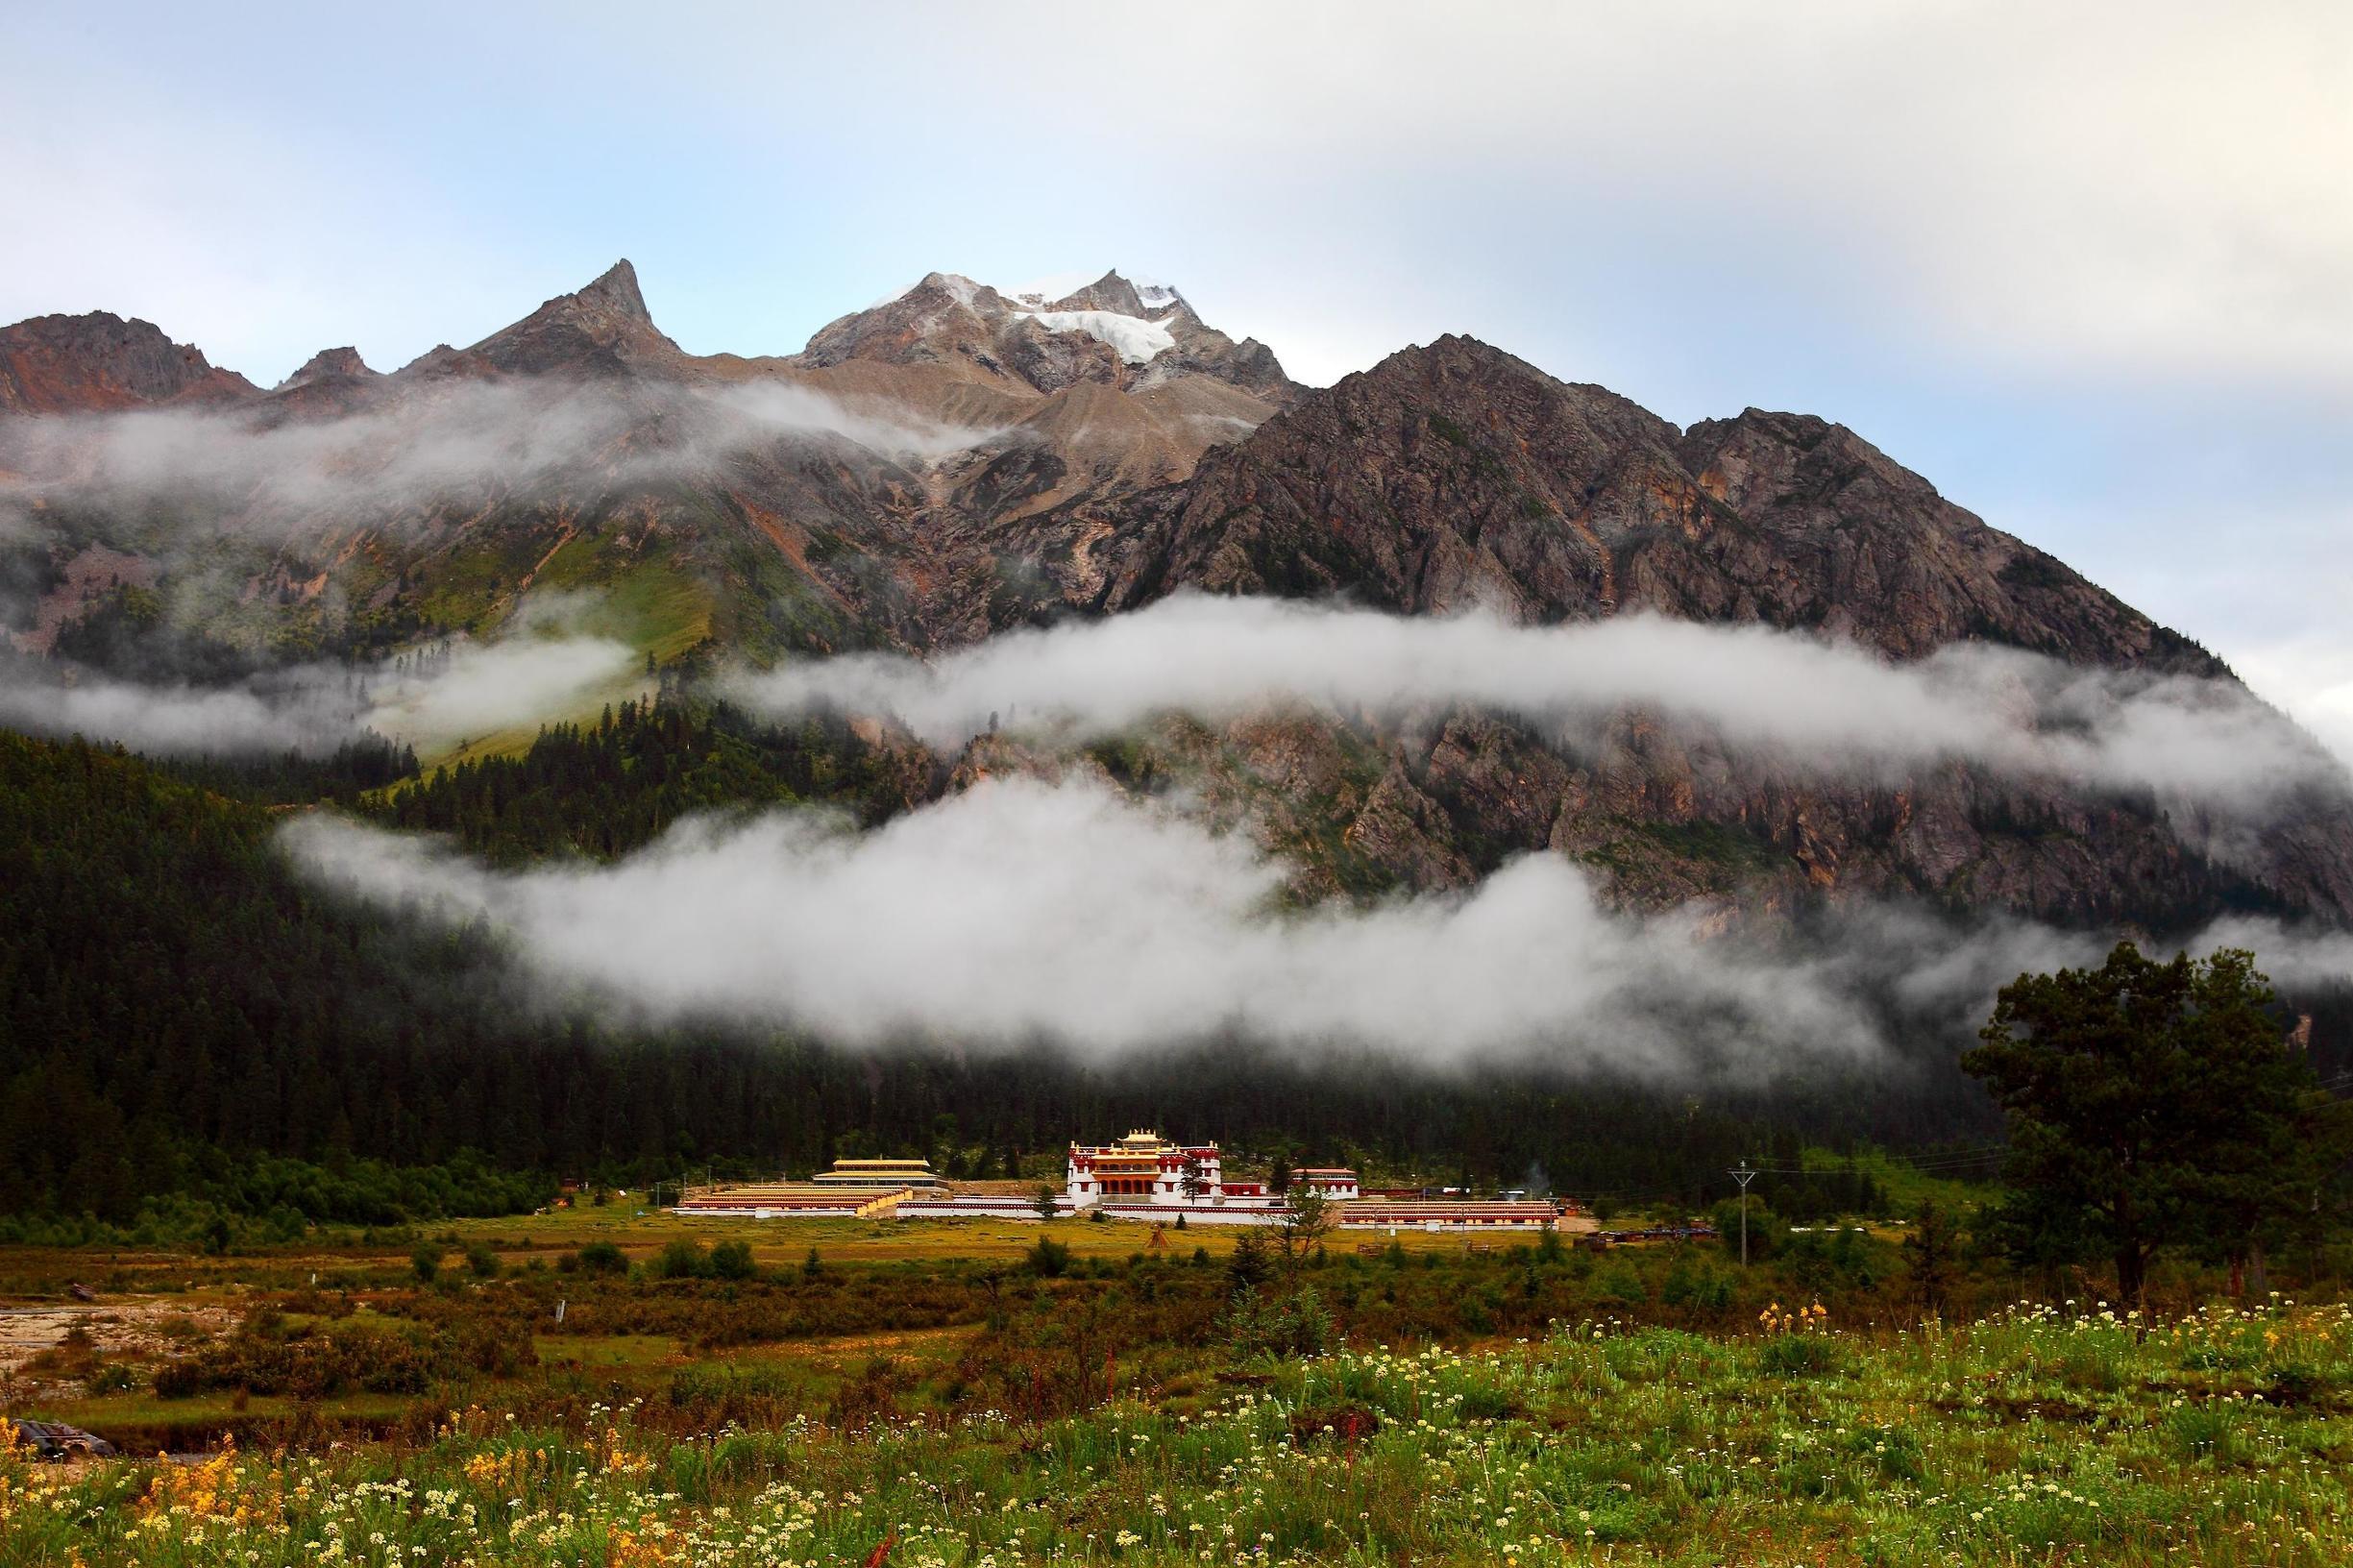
[0,632,636,757]
[362,634,639,751]
[280,774,2342,1074]
[0,377,1005,536]
[0,666,366,756]
[726,595,2349,808]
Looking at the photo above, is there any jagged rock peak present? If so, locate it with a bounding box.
[278,346,376,389]
[1015,270,1188,318]
[0,310,257,415]
[576,258,653,324]
[464,257,682,377]
[498,258,659,333]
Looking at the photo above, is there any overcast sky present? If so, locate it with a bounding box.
[5,2,2349,752]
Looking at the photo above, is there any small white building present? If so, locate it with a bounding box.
[1292,1167,1361,1201]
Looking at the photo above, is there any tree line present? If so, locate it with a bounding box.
[6,706,2352,1303]
[0,722,2015,1230]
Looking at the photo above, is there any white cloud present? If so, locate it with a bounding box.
[363,635,638,752]
[725,594,2349,808]
[0,631,632,757]
[0,668,363,757]
[0,379,1004,534]
[281,773,2353,1069]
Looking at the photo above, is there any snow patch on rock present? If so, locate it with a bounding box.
[1017,309,1176,365]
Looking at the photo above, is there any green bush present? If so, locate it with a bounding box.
[1753,1333,1851,1378]
[1217,1285,1335,1359]
[656,1239,711,1280]
[1660,1257,1734,1310]
[573,1241,629,1277]
[1593,1262,1649,1306]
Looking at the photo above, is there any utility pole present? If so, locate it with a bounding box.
[1729,1161,1757,1266]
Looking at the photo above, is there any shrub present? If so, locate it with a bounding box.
[573,1241,628,1277]
[410,1244,442,1284]
[1026,1237,1071,1278]
[1217,1285,1335,1359]
[1593,1262,1648,1307]
[86,1361,139,1394]
[1660,1258,1733,1310]
[1752,1334,1851,1378]
[464,1242,502,1280]
[657,1239,711,1280]
[709,1240,757,1281]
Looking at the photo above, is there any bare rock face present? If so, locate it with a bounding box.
[279,346,375,388]
[1344,756,1478,890]
[1100,335,2202,672]
[264,346,383,419]
[1062,334,2353,926]
[1668,409,2208,668]
[0,312,257,414]
[465,259,689,378]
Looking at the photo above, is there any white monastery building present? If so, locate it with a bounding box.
[1066,1130,1227,1207]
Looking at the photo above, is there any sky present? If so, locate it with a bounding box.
[4,1,2350,753]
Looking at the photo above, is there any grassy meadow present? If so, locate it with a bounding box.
[6,1208,2353,1565]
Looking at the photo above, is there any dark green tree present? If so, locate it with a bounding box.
[1963,943,2341,1305]
[1226,1224,1272,1291]
[1900,1199,1962,1320]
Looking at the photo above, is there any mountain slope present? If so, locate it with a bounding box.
[1054,335,2350,922]
[2,266,2347,932]
[1096,335,2194,670]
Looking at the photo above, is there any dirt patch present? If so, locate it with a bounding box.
[0,1301,228,1380]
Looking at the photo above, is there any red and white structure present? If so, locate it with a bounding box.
[675,1129,1570,1232]
[1292,1167,1361,1201]
[1066,1130,1228,1208]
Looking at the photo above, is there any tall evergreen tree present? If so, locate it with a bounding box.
[1963,943,2347,1304]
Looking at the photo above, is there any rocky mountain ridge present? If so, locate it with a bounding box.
[0,311,257,414]
[3,261,2348,931]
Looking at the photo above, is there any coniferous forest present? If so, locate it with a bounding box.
[0,701,2104,1237]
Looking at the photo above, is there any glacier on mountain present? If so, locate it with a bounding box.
[1017,308,1176,364]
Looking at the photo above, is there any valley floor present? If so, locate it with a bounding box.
[7,1295,2353,1564]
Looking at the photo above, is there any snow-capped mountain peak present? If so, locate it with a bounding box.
[797,267,1293,403]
